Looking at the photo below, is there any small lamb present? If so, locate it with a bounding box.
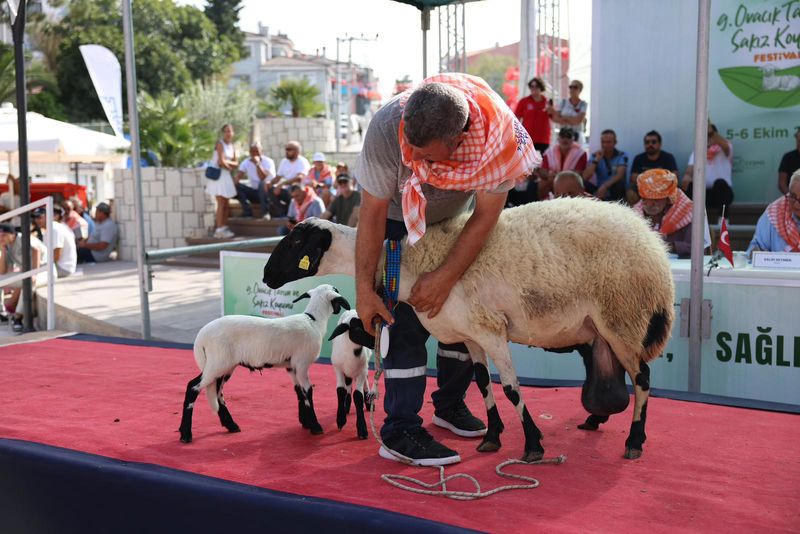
[328,310,374,439]
[761,64,800,92]
[178,284,350,443]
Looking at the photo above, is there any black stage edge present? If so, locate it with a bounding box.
[62,333,799,414]
[0,438,479,534]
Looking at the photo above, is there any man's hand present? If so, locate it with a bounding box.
[356,290,393,335]
[593,150,603,161]
[407,269,457,319]
[596,184,609,199]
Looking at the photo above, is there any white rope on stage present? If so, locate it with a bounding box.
[367,323,566,501]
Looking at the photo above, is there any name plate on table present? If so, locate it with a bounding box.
[751,251,800,269]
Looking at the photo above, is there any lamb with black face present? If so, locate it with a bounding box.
[263,220,333,289]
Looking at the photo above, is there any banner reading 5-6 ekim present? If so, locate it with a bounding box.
[711,0,800,203]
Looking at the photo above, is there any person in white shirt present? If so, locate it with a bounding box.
[234,142,275,219]
[681,121,734,214]
[0,222,48,331]
[33,205,76,278]
[273,140,310,186]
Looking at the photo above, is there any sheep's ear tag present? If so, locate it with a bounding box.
[298,255,310,270]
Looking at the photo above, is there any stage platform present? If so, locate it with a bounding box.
[1,335,798,533]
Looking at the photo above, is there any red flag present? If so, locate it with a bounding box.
[718,217,734,267]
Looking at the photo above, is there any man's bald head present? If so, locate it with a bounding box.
[553,171,585,198]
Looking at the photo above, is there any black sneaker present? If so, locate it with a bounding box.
[12,317,23,333]
[433,403,487,438]
[379,426,461,466]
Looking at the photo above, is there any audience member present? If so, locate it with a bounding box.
[634,169,695,258]
[62,199,89,241]
[32,205,76,278]
[273,140,311,187]
[552,171,592,198]
[539,127,587,199]
[235,142,275,219]
[321,174,361,226]
[0,174,19,214]
[778,130,800,195]
[70,197,96,236]
[76,202,117,264]
[266,184,292,219]
[583,129,628,201]
[335,162,350,179]
[279,185,325,236]
[309,152,335,206]
[547,79,588,143]
[747,169,800,255]
[515,77,552,153]
[206,123,239,239]
[0,222,47,331]
[627,130,679,205]
[682,122,734,214]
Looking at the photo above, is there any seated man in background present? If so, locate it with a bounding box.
[583,129,628,201]
[777,130,800,195]
[552,170,593,199]
[627,130,679,205]
[32,205,76,278]
[321,174,361,227]
[76,202,117,264]
[634,169,694,258]
[235,142,275,219]
[747,169,800,255]
[539,127,587,199]
[62,199,89,241]
[71,197,96,236]
[681,121,734,215]
[0,222,47,331]
[279,185,325,236]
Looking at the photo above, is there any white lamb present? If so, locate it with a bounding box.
[263,199,675,461]
[760,64,800,91]
[178,284,350,443]
[328,310,374,439]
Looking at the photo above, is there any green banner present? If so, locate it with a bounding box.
[710,0,800,202]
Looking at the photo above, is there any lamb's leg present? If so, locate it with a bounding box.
[623,361,650,459]
[344,376,353,414]
[464,341,504,453]
[481,337,544,462]
[353,372,369,440]
[179,373,203,443]
[215,374,240,433]
[335,369,348,430]
[288,368,309,429]
[295,365,323,435]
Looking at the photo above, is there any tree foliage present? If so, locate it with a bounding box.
[0,43,65,119]
[51,0,232,121]
[183,79,257,142]
[467,55,517,97]
[204,0,246,61]
[269,78,324,118]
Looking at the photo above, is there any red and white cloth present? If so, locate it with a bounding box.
[766,195,800,252]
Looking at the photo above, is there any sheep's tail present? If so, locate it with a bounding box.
[194,345,220,413]
[641,307,673,362]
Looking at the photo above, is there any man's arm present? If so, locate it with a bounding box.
[408,190,507,318]
[597,162,627,199]
[53,247,62,263]
[79,240,109,251]
[355,190,393,334]
[681,164,695,191]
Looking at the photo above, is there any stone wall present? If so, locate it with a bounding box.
[113,168,215,261]
[253,117,336,162]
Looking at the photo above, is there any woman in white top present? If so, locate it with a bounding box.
[206,124,238,238]
[548,80,588,144]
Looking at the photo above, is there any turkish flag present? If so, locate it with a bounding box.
[718,217,734,267]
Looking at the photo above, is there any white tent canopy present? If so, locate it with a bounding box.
[0,102,129,156]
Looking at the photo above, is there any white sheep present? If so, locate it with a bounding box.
[760,64,800,91]
[263,199,675,461]
[178,284,350,443]
[328,310,374,439]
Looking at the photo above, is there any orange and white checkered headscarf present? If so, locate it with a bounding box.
[398,73,541,244]
[766,195,800,252]
[635,169,693,236]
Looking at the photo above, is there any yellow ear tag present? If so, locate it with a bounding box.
[298,255,310,270]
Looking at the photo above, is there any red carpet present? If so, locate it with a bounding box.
[1,338,798,533]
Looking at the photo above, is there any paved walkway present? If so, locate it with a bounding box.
[22,261,222,345]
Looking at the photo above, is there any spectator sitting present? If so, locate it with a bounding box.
[634,169,695,258]
[547,79,588,143]
[272,140,311,188]
[552,171,593,199]
[62,199,89,241]
[266,182,291,219]
[320,174,361,227]
[583,129,629,201]
[0,222,48,331]
[32,205,76,278]
[747,169,800,255]
[777,130,800,195]
[235,142,275,219]
[681,121,734,216]
[71,196,96,236]
[627,130,679,205]
[309,152,335,206]
[279,185,325,236]
[539,127,588,199]
[0,174,19,213]
[76,202,117,264]
[335,161,349,179]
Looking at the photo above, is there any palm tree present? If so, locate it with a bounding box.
[269,78,324,118]
[0,46,59,105]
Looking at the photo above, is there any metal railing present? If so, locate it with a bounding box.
[140,236,283,338]
[0,196,56,330]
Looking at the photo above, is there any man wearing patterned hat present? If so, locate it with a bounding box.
[634,168,696,257]
[354,73,540,466]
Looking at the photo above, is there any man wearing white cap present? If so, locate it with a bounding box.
[309,152,334,205]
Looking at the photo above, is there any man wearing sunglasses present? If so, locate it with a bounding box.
[627,130,679,205]
[747,169,800,255]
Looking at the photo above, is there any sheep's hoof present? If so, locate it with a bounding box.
[310,425,324,435]
[476,439,501,453]
[624,447,642,460]
[577,422,598,431]
[226,424,241,434]
[521,450,544,463]
[179,434,192,444]
[357,432,369,440]
[336,416,347,429]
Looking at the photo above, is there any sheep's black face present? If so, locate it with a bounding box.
[263,221,332,289]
